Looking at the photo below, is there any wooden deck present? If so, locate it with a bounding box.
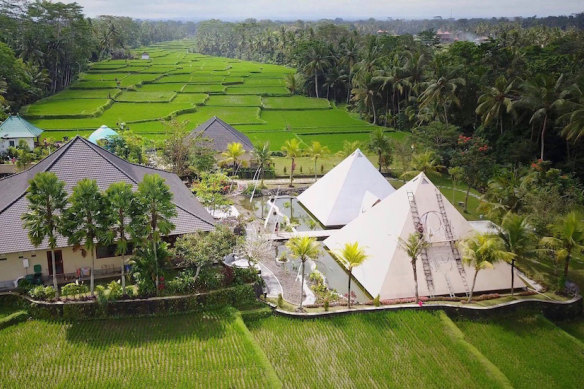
[268,229,338,241]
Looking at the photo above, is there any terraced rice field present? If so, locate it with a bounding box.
[454,314,584,389]
[0,309,275,388]
[247,310,505,388]
[22,40,400,151]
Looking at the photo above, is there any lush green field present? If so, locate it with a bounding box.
[247,310,505,388]
[21,41,394,151]
[0,309,276,388]
[455,314,584,389]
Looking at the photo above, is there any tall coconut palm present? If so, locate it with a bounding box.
[515,73,564,160]
[419,73,466,126]
[22,172,68,298]
[304,43,330,98]
[104,182,141,293]
[306,141,330,180]
[540,211,584,284]
[498,212,534,295]
[221,142,246,176]
[352,72,380,124]
[399,233,429,303]
[281,138,303,187]
[286,236,320,311]
[340,37,359,103]
[136,174,177,293]
[400,151,444,180]
[476,75,516,134]
[252,142,273,187]
[556,82,584,141]
[335,242,368,309]
[62,179,110,295]
[459,233,509,302]
[367,128,392,172]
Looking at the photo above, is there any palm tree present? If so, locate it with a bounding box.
[336,140,362,158]
[306,141,330,180]
[22,172,68,298]
[367,128,391,172]
[352,72,380,124]
[281,138,303,187]
[400,151,444,180]
[105,182,141,293]
[285,73,304,95]
[556,82,584,141]
[304,43,330,98]
[335,242,368,309]
[286,236,320,311]
[459,233,510,302]
[221,142,246,176]
[419,73,466,126]
[252,142,273,187]
[398,233,429,303]
[136,174,177,294]
[476,76,516,134]
[62,179,110,295]
[515,73,564,160]
[540,211,584,284]
[340,37,359,103]
[498,213,534,295]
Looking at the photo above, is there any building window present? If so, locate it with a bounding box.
[96,244,133,259]
[9,140,15,147]
[0,257,6,261]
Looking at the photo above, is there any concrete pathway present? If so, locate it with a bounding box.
[258,263,283,298]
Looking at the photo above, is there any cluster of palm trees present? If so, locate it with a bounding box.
[22,172,176,298]
[286,236,368,311]
[280,139,331,186]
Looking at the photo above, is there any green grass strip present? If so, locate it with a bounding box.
[0,310,28,330]
[234,311,282,389]
[439,311,513,389]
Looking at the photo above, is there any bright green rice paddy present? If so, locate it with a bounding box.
[22,40,394,151]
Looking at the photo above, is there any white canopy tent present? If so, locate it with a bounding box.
[323,173,526,300]
[297,148,395,227]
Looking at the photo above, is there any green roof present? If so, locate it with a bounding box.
[0,115,43,139]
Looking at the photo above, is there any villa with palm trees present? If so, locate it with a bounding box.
[0,136,214,289]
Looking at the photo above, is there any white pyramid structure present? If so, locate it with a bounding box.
[297,149,395,227]
[323,173,526,300]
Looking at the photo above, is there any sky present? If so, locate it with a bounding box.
[73,0,583,21]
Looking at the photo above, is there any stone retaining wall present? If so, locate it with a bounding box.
[268,295,583,321]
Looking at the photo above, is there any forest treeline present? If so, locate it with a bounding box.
[194,17,584,177]
[0,0,196,113]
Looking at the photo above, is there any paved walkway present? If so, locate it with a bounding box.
[258,263,283,298]
[259,257,315,306]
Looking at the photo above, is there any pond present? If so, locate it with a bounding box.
[240,194,370,303]
[250,195,323,233]
[274,244,370,303]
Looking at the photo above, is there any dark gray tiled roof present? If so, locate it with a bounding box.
[188,116,254,152]
[0,136,214,254]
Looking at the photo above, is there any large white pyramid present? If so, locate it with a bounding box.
[323,173,526,300]
[297,149,395,227]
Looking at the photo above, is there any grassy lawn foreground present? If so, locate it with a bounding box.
[0,308,276,388]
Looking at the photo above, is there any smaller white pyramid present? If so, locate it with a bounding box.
[297,149,395,227]
[324,173,526,300]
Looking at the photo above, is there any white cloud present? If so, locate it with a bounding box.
[72,0,583,20]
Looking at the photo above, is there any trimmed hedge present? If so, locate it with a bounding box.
[22,283,259,320]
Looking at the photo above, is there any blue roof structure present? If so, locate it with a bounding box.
[0,115,43,139]
[88,125,118,144]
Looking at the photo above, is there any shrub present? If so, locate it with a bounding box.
[95,285,108,305]
[277,293,284,308]
[62,283,89,299]
[108,281,123,301]
[324,298,330,311]
[44,286,56,300]
[373,294,381,307]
